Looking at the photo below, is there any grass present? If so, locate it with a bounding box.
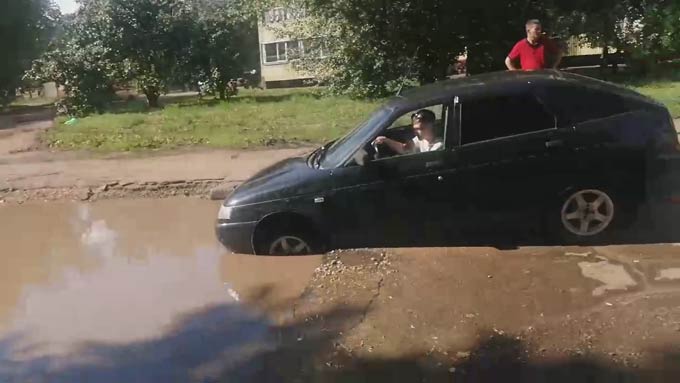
[45,88,382,152]
[632,82,680,118]
[566,63,680,118]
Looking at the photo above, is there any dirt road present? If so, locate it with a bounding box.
[0,147,308,202]
[1,198,680,382]
[0,109,310,202]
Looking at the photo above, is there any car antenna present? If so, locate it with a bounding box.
[396,46,420,97]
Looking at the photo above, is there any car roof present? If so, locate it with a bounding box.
[387,70,659,108]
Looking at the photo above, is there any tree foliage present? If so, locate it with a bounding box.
[29,0,257,113]
[105,0,197,107]
[22,0,680,110]
[26,0,128,115]
[274,0,679,97]
[275,0,468,97]
[275,0,551,97]
[188,0,260,100]
[0,0,59,106]
[623,0,680,68]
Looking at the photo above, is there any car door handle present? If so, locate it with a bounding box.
[426,160,444,169]
[545,139,564,148]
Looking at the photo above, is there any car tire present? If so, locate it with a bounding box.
[548,186,627,244]
[254,224,320,256]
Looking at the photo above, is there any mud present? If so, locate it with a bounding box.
[282,245,680,382]
[2,199,680,382]
[0,178,224,204]
[0,148,309,203]
[0,199,322,382]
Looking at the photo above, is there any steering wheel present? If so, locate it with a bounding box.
[371,140,380,160]
[371,138,393,160]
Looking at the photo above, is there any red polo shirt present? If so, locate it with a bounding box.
[508,38,558,70]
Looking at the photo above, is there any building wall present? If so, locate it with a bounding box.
[258,8,312,86]
[42,82,59,99]
[566,37,604,56]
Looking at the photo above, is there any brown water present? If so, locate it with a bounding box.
[0,198,321,382]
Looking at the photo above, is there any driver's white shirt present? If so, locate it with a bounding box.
[412,136,443,153]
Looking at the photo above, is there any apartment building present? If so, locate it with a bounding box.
[258,7,328,88]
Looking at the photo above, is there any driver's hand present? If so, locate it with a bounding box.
[374,136,387,145]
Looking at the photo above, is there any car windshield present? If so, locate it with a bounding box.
[320,107,391,168]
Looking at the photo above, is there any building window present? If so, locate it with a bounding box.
[288,40,302,59]
[262,40,330,64]
[302,39,329,58]
[264,42,284,63]
[263,41,303,64]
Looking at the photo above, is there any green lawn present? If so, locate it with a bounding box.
[632,81,680,118]
[45,88,382,152]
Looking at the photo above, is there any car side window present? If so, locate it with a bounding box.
[536,85,629,127]
[388,104,445,132]
[375,104,448,159]
[460,94,555,145]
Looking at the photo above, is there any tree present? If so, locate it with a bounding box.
[272,0,469,97]
[29,0,260,113]
[0,0,59,106]
[274,0,555,97]
[105,0,196,107]
[188,0,259,100]
[621,0,680,72]
[26,0,127,115]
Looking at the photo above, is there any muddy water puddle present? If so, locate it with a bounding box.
[0,198,321,382]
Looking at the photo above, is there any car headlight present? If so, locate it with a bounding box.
[218,205,233,220]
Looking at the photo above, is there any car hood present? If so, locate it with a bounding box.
[226,155,328,206]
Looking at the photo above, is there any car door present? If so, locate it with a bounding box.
[326,102,458,249]
[453,90,569,232]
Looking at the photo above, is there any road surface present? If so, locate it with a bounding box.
[1,199,680,382]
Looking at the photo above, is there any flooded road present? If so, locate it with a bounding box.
[0,199,321,382]
[1,198,680,382]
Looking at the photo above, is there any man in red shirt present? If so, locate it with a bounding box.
[505,19,562,71]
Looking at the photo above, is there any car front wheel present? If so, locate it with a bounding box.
[254,224,320,256]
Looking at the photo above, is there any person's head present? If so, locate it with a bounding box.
[525,19,543,41]
[411,109,436,139]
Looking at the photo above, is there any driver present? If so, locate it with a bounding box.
[373,109,443,154]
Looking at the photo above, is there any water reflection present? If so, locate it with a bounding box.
[0,199,321,382]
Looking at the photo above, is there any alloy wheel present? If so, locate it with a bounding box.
[268,235,312,256]
[561,189,615,237]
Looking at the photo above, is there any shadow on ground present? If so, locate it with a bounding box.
[2,300,679,383]
[103,90,324,114]
[0,285,364,383]
[0,104,55,131]
[308,333,680,383]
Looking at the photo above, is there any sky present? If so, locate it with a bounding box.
[56,0,79,14]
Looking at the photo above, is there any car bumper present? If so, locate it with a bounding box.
[215,220,257,254]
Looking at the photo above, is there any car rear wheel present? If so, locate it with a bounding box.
[552,187,621,243]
